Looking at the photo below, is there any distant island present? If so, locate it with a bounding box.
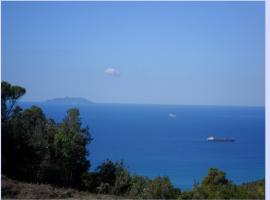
[45,97,94,105]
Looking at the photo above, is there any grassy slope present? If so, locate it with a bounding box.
[1,176,122,199]
[1,176,265,199]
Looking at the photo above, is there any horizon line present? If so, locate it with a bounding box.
[19,99,265,108]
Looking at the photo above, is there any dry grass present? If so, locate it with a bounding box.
[1,176,122,199]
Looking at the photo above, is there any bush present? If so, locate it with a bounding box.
[128,175,150,198]
[82,160,182,199]
[143,176,181,199]
[112,166,131,195]
[179,168,265,199]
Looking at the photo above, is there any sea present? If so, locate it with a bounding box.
[20,102,265,190]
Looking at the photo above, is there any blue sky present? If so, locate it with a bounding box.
[2,1,265,106]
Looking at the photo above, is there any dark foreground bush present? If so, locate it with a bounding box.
[81,159,181,199]
[179,168,265,199]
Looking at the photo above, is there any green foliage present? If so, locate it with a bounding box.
[189,181,207,199]
[179,191,193,199]
[81,160,181,199]
[112,163,131,195]
[143,176,181,199]
[2,104,49,181]
[1,81,25,122]
[179,169,265,200]
[82,160,131,195]
[1,81,26,176]
[1,81,92,188]
[53,108,91,187]
[201,168,231,199]
[17,106,49,182]
[202,168,228,187]
[236,179,265,199]
[128,175,150,198]
[95,159,119,187]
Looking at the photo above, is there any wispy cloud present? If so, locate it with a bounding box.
[104,68,120,76]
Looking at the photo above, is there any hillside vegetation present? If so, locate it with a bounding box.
[1,176,120,199]
[1,81,265,199]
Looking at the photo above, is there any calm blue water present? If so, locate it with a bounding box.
[20,103,265,190]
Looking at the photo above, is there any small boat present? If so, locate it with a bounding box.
[207,136,235,142]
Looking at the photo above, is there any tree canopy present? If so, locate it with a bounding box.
[1,81,92,187]
[1,81,26,122]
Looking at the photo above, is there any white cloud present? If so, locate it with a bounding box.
[169,113,176,118]
[104,68,120,76]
